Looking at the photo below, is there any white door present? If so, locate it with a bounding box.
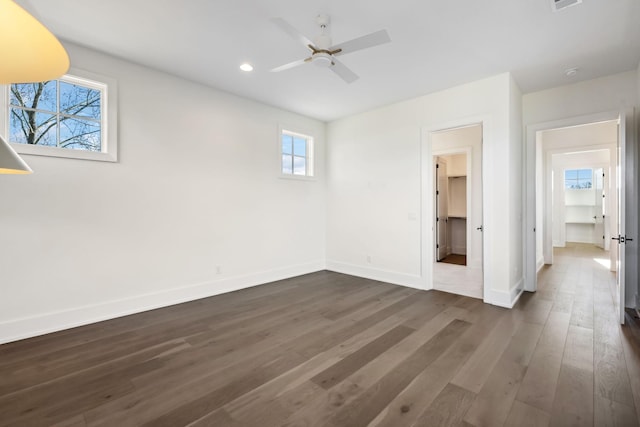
[593,168,605,249]
[435,159,448,261]
[614,113,626,325]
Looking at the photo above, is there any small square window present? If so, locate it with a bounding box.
[564,168,592,189]
[281,130,313,177]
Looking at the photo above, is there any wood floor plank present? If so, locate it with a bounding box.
[325,319,471,427]
[451,308,523,394]
[594,395,639,427]
[550,331,595,427]
[594,297,636,408]
[52,415,88,427]
[140,351,307,427]
[463,321,544,427]
[224,308,418,426]
[187,408,243,427]
[310,324,415,390]
[504,400,550,427]
[550,365,594,427]
[410,383,476,427]
[570,298,594,329]
[278,307,470,427]
[515,311,570,412]
[370,303,505,427]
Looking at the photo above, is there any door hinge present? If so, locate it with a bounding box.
[436,164,440,169]
[436,190,439,195]
[436,244,439,248]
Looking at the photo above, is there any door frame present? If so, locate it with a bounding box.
[524,110,626,292]
[421,118,487,302]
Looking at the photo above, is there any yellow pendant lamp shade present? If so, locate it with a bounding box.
[0,0,69,84]
[0,0,69,174]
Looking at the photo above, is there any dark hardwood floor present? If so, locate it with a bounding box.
[1,243,639,426]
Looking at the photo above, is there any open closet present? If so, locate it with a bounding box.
[435,153,467,265]
[431,123,483,300]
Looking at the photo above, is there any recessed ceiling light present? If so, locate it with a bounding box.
[240,63,253,72]
[565,67,578,77]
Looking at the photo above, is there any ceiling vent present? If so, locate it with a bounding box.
[552,0,582,11]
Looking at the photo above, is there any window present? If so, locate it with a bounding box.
[565,168,592,189]
[1,69,117,162]
[281,129,314,177]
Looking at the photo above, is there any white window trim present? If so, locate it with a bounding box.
[278,125,315,180]
[0,67,118,163]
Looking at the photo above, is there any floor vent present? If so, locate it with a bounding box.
[552,0,582,11]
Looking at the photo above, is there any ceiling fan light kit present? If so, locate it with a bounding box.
[271,14,391,83]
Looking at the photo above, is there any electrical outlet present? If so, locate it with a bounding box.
[216,266,221,274]
[366,255,372,264]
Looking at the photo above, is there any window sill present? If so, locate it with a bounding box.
[279,174,316,181]
[12,142,117,163]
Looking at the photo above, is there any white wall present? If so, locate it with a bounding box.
[443,153,466,177]
[0,43,327,343]
[523,70,638,307]
[327,73,523,308]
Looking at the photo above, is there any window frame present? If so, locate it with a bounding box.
[279,126,315,180]
[0,68,118,163]
[564,168,593,189]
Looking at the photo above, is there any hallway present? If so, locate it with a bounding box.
[512,242,640,425]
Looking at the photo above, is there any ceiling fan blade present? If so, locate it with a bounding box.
[330,58,359,83]
[271,58,309,72]
[271,17,315,50]
[330,29,391,56]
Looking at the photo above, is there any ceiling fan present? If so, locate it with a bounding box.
[270,15,391,83]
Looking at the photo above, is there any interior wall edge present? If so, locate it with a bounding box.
[485,276,524,308]
[0,260,326,345]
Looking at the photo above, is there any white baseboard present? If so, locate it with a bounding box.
[0,260,326,345]
[536,256,545,273]
[325,260,424,290]
[485,277,524,309]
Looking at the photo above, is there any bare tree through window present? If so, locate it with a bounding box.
[9,79,101,151]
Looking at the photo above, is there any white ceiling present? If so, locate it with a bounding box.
[17,0,640,122]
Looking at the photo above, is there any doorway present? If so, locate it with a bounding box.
[435,153,468,266]
[431,124,483,299]
[525,111,634,324]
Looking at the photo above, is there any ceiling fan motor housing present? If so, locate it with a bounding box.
[312,51,333,67]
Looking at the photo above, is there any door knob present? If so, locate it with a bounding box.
[476,225,483,231]
[612,235,626,243]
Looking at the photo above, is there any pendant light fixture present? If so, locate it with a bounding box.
[0,0,70,174]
